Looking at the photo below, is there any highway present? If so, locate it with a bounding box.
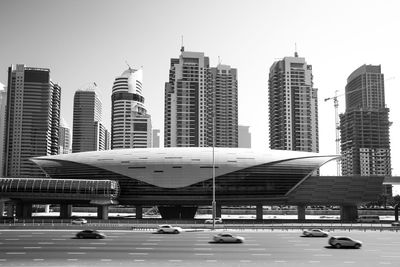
[1,229,400,266]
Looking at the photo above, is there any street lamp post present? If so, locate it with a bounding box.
[212,115,216,230]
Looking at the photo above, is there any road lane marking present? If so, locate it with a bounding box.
[309,261,321,263]
[24,247,42,249]
[169,260,182,262]
[344,261,355,264]
[38,242,54,245]
[304,248,322,251]
[19,235,32,237]
[67,259,78,261]
[90,242,106,245]
[248,248,266,251]
[32,233,44,235]
[33,259,44,261]
[52,238,66,241]
[141,243,158,245]
[134,260,145,262]
[5,239,19,241]
[135,247,153,250]
[79,247,96,249]
[6,252,26,255]
[100,259,112,261]
[129,253,148,255]
[240,260,252,263]
[294,244,310,246]
[194,243,210,246]
[0,259,6,262]
[275,260,287,263]
[193,248,212,250]
[244,243,260,246]
[195,253,213,256]
[379,262,392,265]
[314,254,332,257]
[67,252,86,255]
[206,260,217,262]
[252,254,271,256]
[382,255,400,258]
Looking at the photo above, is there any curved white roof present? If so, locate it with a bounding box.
[32,148,338,189]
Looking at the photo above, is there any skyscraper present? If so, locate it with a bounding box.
[268,53,319,152]
[152,129,160,148]
[164,47,238,148]
[238,125,251,148]
[72,86,107,153]
[58,118,71,154]
[111,68,152,149]
[340,65,391,195]
[0,83,6,177]
[3,64,61,177]
[210,64,238,147]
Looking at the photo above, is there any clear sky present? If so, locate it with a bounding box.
[1,0,399,190]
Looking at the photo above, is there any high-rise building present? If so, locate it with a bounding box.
[111,68,152,149]
[340,64,391,195]
[238,125,251,148]
[210,64,238,147]
[0,83,7,177]
[72,87,107,153]
[152,129,160,148]
[58,118,71,154]
[268,52,319,152]
[3,64,61,177]
[164,47,238,148]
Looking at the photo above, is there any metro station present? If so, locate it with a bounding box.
[0,147,396,221]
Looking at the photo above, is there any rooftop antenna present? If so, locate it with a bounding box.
[125,60,132,70]
[218,56,222,65]
[294,43,298,57]
[180,35,184,52]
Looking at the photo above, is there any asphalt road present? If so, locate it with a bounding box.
[1,229,400,266]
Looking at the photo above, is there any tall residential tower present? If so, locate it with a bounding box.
[3,64,61,177]
[72,86,108,153]
[268,53,319,152]
[111,68,152,149]
[164,48,238,148]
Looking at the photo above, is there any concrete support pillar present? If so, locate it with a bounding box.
[44,205,50,213]
[97,206,109,220]
[16,203,32,218]
[340,205,358,222]
[395,204,399,222]
[256,204,263,221]
[136,205,143,219]
[216,203,222,218]
[60,204,72,219]
[0,202,4,218]
[6,203,14,217]
[297,205,306,221]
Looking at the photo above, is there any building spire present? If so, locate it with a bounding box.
[294,42,298,57]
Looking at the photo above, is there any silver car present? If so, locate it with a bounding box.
[303,229,328,237]
[328,236,362,248]
[213,233,244,243]
[157,224,183,234]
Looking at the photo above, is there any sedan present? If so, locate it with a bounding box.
[157,224,183,234]
[205,217,223,224]
[71,218,88,225]
[328,236,362,248]
[76,229,106,239]
[303,229,328,237]
[213,233,244,243]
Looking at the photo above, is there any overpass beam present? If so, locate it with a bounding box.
[97,205,109,220]
[297,205,306,221]
[256,204,263,221]
[340,205,358,222]
[60,204,72,219]
[136,205,143,219]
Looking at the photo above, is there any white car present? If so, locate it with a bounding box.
[71,218,87,225]
[302,229,328,237]
[328,236,362,249]
[213,233,244,243]
[157,224,183,234]
[205,217,223,224]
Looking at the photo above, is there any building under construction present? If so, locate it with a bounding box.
[340,65,392,196]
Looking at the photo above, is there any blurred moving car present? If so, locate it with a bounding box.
[302,229,328,237]
[157,224,183,234]
[328,236,362,248]
[391,221,400,227]
[76,229,106,239]
[71,218,88,225]
[213,233,244,243]
[205,217,223,224]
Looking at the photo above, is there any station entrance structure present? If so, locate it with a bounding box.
[0,178,119,219]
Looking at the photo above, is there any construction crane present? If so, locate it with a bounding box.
[324,76,395,176]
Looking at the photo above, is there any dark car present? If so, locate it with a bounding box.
[76,229,106,239]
